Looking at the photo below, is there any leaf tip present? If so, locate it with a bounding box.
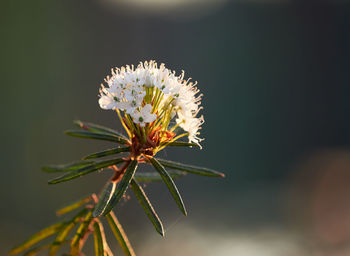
[41,166,49,172]
[159,228,165,237]
[73,119,82,125]
[92,207,106,218]
[73,120,89,130]
[181,207,188,216]
[9,248,17,255]
[63,130,71,135]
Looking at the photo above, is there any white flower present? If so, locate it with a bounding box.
[98,94,118,110]
[177,115,204,145]
[131,104,157,127]
[99,60,204,145]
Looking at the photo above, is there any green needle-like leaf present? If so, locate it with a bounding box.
[102,160,138,216]
[93,221,104,256]
[167,141,200,147]
[23,243,50,256]
[134,170,186,182]
[10,223,64,255]
[65,130,129,144]
[48,158,124,184]
[149,158,187,216]
[92,182,116,218]
[74,120,127,139]
[70,211,93,254]
[131,179,164,236]
[106,211,135,256]
[56,196,91,216]
[42,161,94,173]
[157,158,225,178]
[49,208,88,256]
[83,147,130,160]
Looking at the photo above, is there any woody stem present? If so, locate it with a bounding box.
[111,160,131,182]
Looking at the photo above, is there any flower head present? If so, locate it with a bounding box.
[99,60,204,155]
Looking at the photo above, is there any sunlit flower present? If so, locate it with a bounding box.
[131,104,157,127]
[99,60,204,154]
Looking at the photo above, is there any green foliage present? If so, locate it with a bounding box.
[93,182,116,218]
[23,243,50,256]
[131,179,164,236]
[102,160,138,216]
[12,120,225,255]
[93,221,105,256]
[83,146,130,160]
[49,208,88,255]
[11,194,135,256]
[149,157,187,216]
[70,210,93,254]
[134,170,186,182]
[106,211,135,256]
[166,141,200,147]
[157,158,225,177]
[10,223,64,255]
[56,196,91,216]
[48,158,124,184]
[65,130,129,144]
[42,160,94,173]
[73,120,127,139]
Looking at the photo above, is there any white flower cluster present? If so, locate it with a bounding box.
[99,61,204,144]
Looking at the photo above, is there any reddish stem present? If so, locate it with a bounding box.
[78,222,95,254]
[111,160,131,182]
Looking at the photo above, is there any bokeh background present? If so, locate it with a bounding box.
[1,0,350,255]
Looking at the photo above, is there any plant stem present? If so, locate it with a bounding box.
[78,222,95,254]
[111,160,131,182]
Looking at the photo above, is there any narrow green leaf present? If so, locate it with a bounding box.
[134,170,186,182]
[70,211,93,254]
[56,196,91,216]
[48,158,124,184]
[167,141,200,147]
[83,147,130,160]
[149,158,187,216]
[93,222,104,256]
[131,179,164,236]
[23,243,50,256]
[106,211,135,256]
[157,158,225,178]
[10,223,64,255]
[102,160,138,216]
[74,120,127,139]
[49,208,88,256]
[65,130,129,144]
[42,161,94,173]
[92,182,116,218]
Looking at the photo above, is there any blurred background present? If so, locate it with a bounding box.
[1,0,350,255]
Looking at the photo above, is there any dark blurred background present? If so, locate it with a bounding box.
[1,0,350,255]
